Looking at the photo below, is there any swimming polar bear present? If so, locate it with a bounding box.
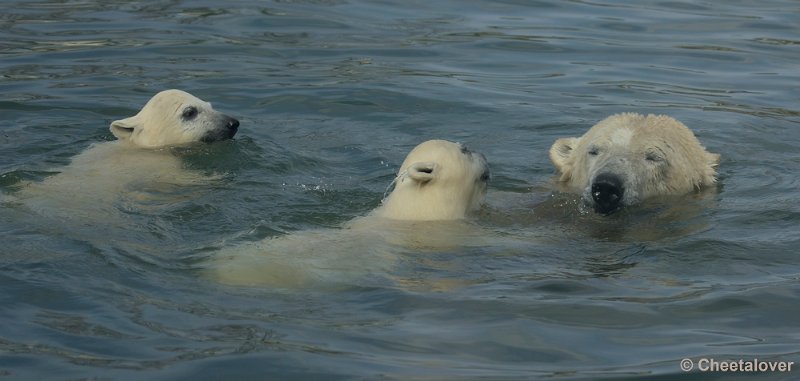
[109,89,239,147]
[9,89,239,229]
[549,113,719,214]
[376,139,490,221]
[205,140,491,288]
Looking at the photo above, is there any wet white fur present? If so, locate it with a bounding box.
[110,89,234,148]
[11,90,235,228]
[549,113,719,207]
[206,140,490,288]
[376,140,488,221]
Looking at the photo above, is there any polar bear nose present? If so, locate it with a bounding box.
[226,117,239,131]
[591,173,624,215]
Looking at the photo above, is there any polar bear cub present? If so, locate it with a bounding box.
[12,89,239,225]
[110,89,239,147]
[549,113,719,214]
[376,139,490,220]
[207,140,490,288]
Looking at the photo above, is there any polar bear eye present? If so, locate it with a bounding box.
[181,106,198,120]
[645,150,664,162]
[588,147,600,156]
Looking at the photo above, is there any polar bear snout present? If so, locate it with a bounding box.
[200,115,239,142]
[223,116,240,136]
[591,173,624,215]
[470,151,490,183]
[226,116,240,131]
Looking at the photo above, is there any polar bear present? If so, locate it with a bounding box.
[549,113,719,214]
[206,140,490,288]
[109,89,239,147]
[8,89,239,230]
[376,139,490,221]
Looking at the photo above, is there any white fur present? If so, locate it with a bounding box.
[12,89,238,227]
[110,89,238,148]
[549,113,719,211]
[610,127,633,146]
[205,140,490,288]
[376,140,489,221]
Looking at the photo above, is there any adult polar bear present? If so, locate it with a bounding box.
[13,89,239,225]
[206,140,490,288]
[549,113,719,214]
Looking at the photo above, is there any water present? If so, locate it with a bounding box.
[1,0,799,380]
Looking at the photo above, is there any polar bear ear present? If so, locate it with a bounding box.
[549,137,579,171]
[109,116,140,140]
[407,162,437,183]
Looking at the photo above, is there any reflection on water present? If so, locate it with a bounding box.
[1,0,799,380]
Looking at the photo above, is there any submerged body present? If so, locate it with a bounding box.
[206,140,491,288]
[9,89,239,228]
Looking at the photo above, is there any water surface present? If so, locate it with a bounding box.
[1,1,799,380]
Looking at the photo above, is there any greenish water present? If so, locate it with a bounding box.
[1,1,799,380]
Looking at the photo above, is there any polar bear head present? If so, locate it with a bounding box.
[109,89,239,148]
[549,113,719,214]
[377,140,490,221]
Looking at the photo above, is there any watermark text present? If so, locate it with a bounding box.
[680,358,794,373]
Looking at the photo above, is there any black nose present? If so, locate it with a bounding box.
[591,173,624,215]
[227,117,239,131]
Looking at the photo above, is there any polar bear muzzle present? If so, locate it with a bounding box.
[200,115,239,143]
[591,173,624,215]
